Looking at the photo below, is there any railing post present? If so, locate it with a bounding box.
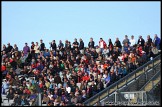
[151,80,154,90]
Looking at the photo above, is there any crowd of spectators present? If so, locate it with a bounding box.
[1,34,161,106]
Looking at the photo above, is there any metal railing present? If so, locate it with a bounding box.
[83,54,161,106]
[140,70,161,92]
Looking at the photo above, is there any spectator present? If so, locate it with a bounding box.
[40,39,45,52]
[114,37,122,51]
[31,42,35,58]
[72,38,79,50]
[147,35,152,47]
[130,35,136,47]
[50,40,57,51]
[122,35,130,46]
[13,93,21,106]
[6,43,13,54]
[99,38,107,53]
[34,42,40,58]
[137,35,145,48]
[153,34,161,50]
[20,95,30,106]
[79,38,84,54]
[108,38,114,50]
[12,44,19,52]
[88,37,95,49]
[23,43,30,56]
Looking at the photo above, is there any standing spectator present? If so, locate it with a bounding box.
[58,40,64,49]
[114,37,122,51]
[147,35,152,47]
[88,37,95,49]
[122,35,130,46]
[73,38,79,50]
[6,43,13,54]
[50,40,57,51]
[79,38,84,54]
[23,43,30,56]
[130,35,136,47]
[99,38,107,53]
[153,34,161,50]
[2,44,7,53]
[137,35,145,48]
[108,38,113,50]
[34,42,40,59]
[12,44,19,52]
[31,42,35,58]
[40,39,45,52]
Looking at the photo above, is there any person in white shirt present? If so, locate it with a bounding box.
[34,42,40,58]
[130,35,136,47]
[65,84,71,94]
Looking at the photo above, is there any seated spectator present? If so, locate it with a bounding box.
[20,95,30,106]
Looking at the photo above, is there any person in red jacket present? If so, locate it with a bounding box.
[99,38,107,53]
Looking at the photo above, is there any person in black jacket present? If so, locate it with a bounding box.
[40,39,45,52]
[88,37,95,49]
[6,43,13,54]
[114,38,122,51]
[147,35,152,47]
[79,38,84,54]
[137,35,145,48]
[73,38,79,50]
[50,40,57,51]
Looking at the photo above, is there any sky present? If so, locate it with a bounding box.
[2,1,161,50]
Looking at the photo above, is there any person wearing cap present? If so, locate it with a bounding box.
[23,42,30,56]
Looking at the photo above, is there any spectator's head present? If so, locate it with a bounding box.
[90,37,93,41]
[40,39,43,43]
[100,38,103,41]
[36,42,38,45]
[74,38,77,42]
[79,38,82,42]
[125,35,128,39]
[154,34,158,38]
[139,35,142,39]
[25,43,28,46]
[131,35,134,39]
[7,43,10,46]
[116,37,119,41]
[31,41,34,45]
[147,35,150,39]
